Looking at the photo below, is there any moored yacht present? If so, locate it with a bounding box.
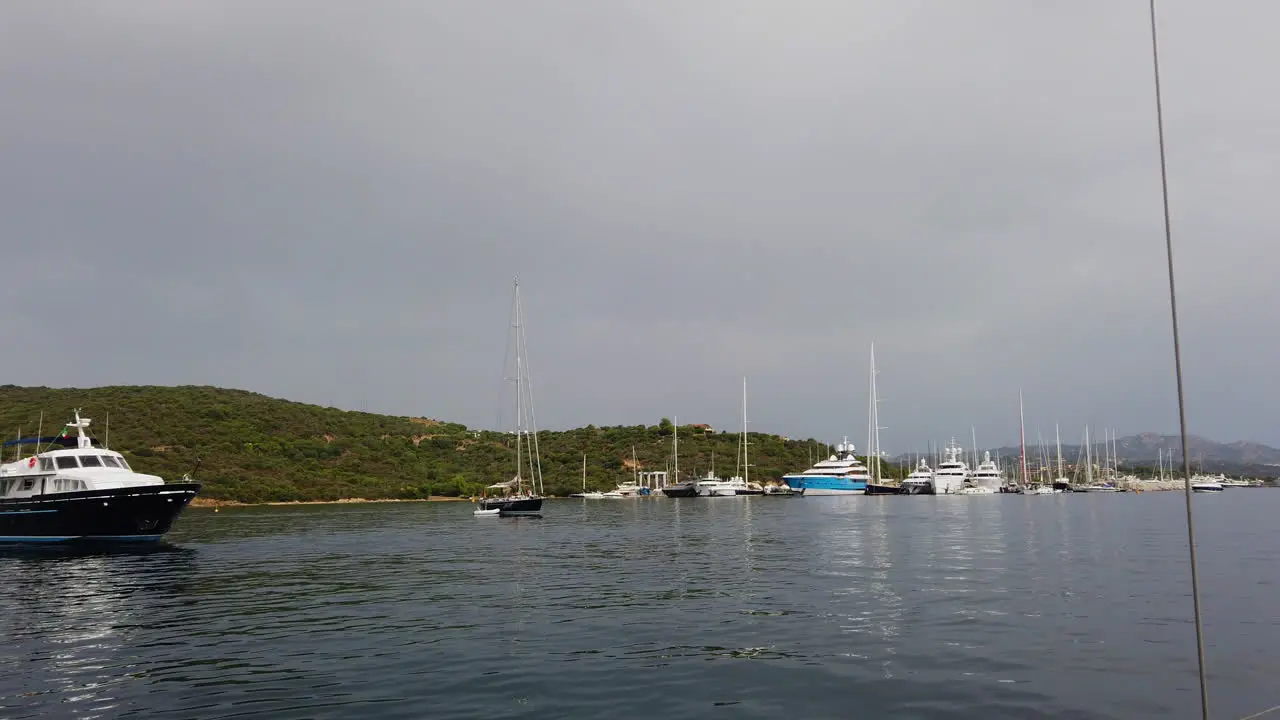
[1190,474,1225,493]
[970,451,1004,491]
[479,480,544,513]
[660,480,699,498]
[480,279,545,516]
[931,440,969,494]
[723,476,764,496]
[696,472,738,497]
[0,411,200,542]
[902,459,935,495]
[781,438,869,495]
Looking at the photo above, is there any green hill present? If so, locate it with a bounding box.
[0,385,889,503]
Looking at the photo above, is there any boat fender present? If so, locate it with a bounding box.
[28,457,36,468]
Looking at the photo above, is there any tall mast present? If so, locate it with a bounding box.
[867,342,881,481]
[1084,426,1093,485]
[1018,390,1028,487]
[742,376,749,485]
[1113,429,1120,477]
[673,415,679,483]
[513,280,523,493]
[870,345,880,479]
[1055,423,1063,479]
[971,426,979,475]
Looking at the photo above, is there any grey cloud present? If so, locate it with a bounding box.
[1,0,1275,453]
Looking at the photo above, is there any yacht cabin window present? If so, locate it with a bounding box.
[39,458,53,472]
[117,457,131,470]
[20,479,34,491]
[80,455,103,467]
[101,456,121,468]
[54,456,80,470]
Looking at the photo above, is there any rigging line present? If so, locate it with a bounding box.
[1148,1,1208,718]
[496,278,519,436]
[1239,705,1280,720]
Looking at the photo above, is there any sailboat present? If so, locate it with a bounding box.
[727,377,764,495]
[662,417,700,497]
[478,279,545,516]
[1049,424,1071,492]
[696,407,738,497]
[571,453,605,499]
[864,344,904,495]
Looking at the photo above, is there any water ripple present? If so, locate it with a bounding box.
[0,494,1276,718]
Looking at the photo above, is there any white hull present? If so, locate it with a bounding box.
[801,488,866,496]
[1191,483,1223,493]
[699,488,738,497]
[971,476,1002,491]
[932,477,966,494]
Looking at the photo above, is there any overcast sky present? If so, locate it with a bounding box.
[1,1,1275,451]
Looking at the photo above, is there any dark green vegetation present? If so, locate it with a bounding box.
[0,385,902,503]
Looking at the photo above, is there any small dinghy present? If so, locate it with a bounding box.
[474,508,501,517]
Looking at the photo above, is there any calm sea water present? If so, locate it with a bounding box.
[1,492,1276,719]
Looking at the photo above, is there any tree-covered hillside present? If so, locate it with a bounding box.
[0,385,890,503]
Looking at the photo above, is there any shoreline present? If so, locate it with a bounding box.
[189,496,473,508]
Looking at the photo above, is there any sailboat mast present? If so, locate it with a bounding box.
[1112,429,1120,477]
[867,343,881,482]
[742,376,749,485]
[1055,423,1063,479]
[1018,390,1028,487]
[1085,426,1093,485]
[971,426,978,477]
[870,345,880,479]
[514,281,523,494]
[673,415,679,483]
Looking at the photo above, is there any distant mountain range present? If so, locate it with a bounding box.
[899,434,1280,477]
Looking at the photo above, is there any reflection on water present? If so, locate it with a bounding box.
[2,544,198,719]
[0,495,1277,719]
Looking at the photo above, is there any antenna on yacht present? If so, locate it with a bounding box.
[70,409,94,450]
[105,412,109,450]
[1148,1,1207,716]
[34,412,43,455]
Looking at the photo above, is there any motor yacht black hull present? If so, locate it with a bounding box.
[1052,481,1074,493]
[0,483,201,542]
[904,483,934,495]
[661,484,699,498]
[865,483,906,496]
[734,489,764,496]
[480,496,544,514]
